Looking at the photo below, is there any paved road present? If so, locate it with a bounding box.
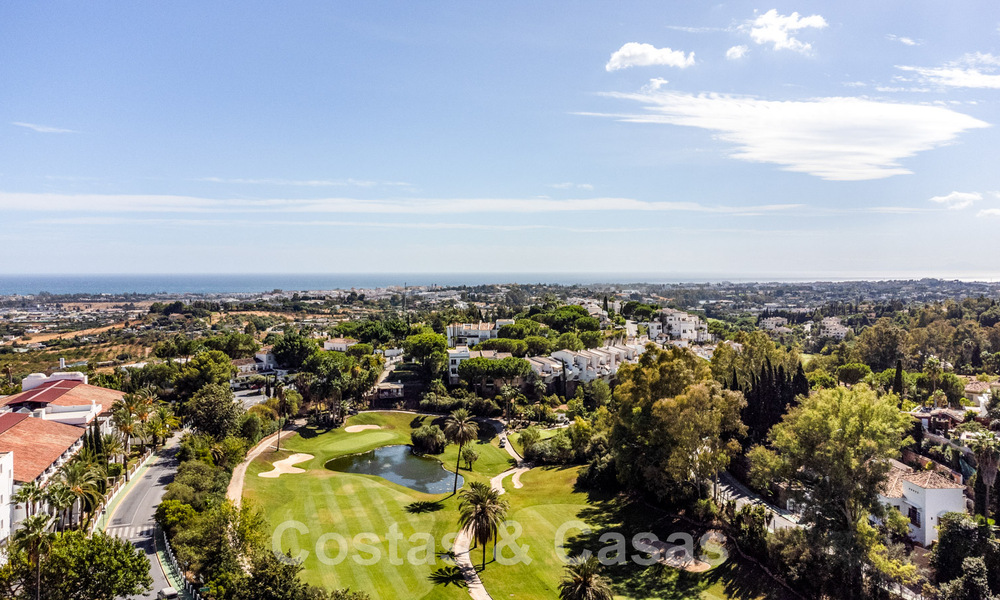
[104,439,181,600]
[717,471,800,531]
[235,387,269,409]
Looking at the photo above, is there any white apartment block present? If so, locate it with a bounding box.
[547,344,644,385]
[641,309,711,344]
[760,316,788,330]
[445,319,516,348]
[0,452,12,546]
[446,346,513,384]
[818,317,849,340]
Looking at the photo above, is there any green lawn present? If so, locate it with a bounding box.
[479,467,794,600]
[243,411,513,599]
[507,426,562,457]
[244,412,788,600]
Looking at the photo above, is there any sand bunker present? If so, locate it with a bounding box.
[259,453,314,478]
[345,424,382,433]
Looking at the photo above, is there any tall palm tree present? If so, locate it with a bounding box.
[12,481,43,518]
[102,433,127,476]
[12,514,54,600]
[458,481,509,570]
[112,407,137,460]
[57,461,101,529]
[445,408,478,494]
[972,433,1000,522]
[44,483,75,531]
[558,556,614,600]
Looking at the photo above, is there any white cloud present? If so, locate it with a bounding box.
[898,53,1000,88]
[200,177,412,188]
[979,208,1000,218]
[642,78,670,92]
[11,122,77,134]
[606,42,695,71]
[549,182,595,191]
[886,34,919,46]
[726,45,749,60]
[930,191,982,210]
[29,216,650,234]
[0,191,802,215]
[747,9,827,53]
[583,91,989,181]
[664,25,729,34]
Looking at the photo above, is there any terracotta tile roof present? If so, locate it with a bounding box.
[232,358,257,366]
[882,459,964,498]
[2,380,123,416]
[0,414,84,483]
[965,381,992,393]
[903,470,965,490]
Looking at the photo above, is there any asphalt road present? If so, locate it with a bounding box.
[104,439,181,600]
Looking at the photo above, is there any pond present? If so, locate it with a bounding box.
[324,444,462,494]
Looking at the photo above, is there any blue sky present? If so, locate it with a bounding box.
[3,1,1000,278]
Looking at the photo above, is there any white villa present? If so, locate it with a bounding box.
[879,459,966,546]
[324,338,359,352]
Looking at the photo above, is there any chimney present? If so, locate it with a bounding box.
[59,357,66,369]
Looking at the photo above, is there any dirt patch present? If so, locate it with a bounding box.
[258,453,314,478]
[345,424,382,433]
[636,537,714,572]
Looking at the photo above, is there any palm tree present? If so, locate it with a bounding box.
[458,481,509,570]
[12,514,54,600]
[445,408,478,494]
[12,481,43,518]
[275,388,301,452]
[558,556,614,600]
[57,461,102,529]
[112,407,137,461]
[149,403,179,447]
[44,483,75,531]
[972,433,1000,522]
[102,433,127,476]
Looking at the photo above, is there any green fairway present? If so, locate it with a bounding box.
[507,426,562,457]
[243,411,513,599]
[479,467,794,600]
[245,412,788,600]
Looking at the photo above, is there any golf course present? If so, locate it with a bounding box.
[243,412,789,600]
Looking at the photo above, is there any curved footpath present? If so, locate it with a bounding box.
[453,427,531,600]
[226,420,304,509]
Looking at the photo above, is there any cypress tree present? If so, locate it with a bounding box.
[94,422,105,458]
[793,362,810,398]
[892,359,904,399]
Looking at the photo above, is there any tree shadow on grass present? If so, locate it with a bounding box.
[428,566,468,588]
[699,555,797,600]
[296,425,323,440]
[405,500,445,514]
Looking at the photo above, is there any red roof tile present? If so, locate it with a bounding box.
[2,380,123,416]
[0,415,84,483]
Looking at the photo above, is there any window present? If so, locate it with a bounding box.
[908,506,921,528]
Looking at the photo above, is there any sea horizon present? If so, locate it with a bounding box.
[3,272,1000,296]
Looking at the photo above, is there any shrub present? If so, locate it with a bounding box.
[411,425,447,454]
